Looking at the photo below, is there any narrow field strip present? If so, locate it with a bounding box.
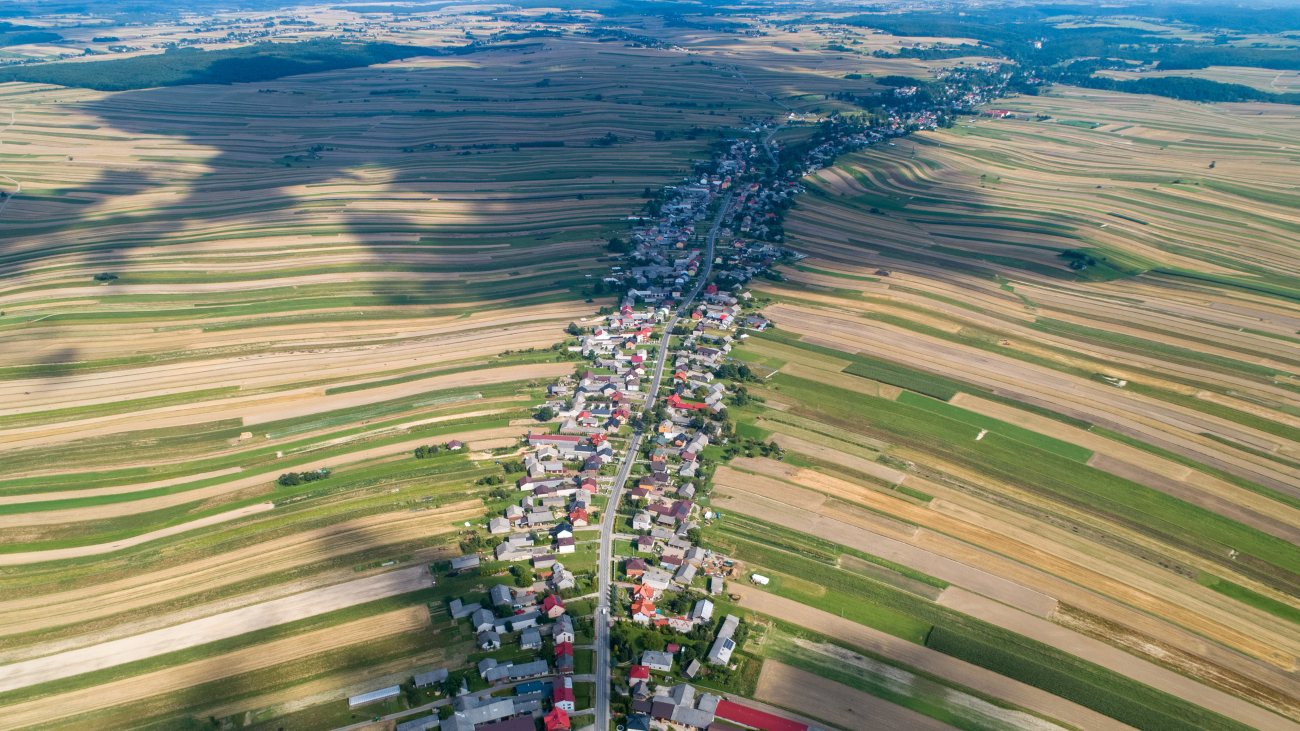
[754,661,958,731]
[0,502,275,566]
[0,501,478,641]
[938,588,1300,729]
[736,589,1136,731]
[0,467,243,506]
[0,566,433,692]
[0,606,430,731]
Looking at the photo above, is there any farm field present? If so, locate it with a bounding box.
[5,3,1300,731]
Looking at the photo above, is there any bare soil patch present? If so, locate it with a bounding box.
[755,660,956,731]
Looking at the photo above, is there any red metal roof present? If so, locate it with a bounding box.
[715,701,808,731]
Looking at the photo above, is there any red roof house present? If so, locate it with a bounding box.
[629,665,650,681]
[544,707,571,731]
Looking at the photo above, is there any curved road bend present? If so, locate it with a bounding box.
[594,191,734,730]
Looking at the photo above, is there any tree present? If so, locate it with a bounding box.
[511,564,535,587]
[642,630,667,651]
[566,322,582,336]
[537,406,556,422]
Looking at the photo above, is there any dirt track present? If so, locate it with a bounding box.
[937,588,1300,731]
[754,661,956,731]
[0,501,276,566]
[0,606,430,731]
[0,566,434,692]
[0,500,479,641]
[734,589,1136,731]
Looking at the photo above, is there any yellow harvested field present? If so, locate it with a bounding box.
[766,432,905,484]
[0,606,431,731]
[721,461,1299,670]
[755,661,957,731]
[733,588,1136,731]
[712,474,1057,616]
[937,588,1300,730]
[0,567,433,692]
[0,500,479,640]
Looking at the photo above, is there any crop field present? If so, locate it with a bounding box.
[693,75,1300,731]
[5,3,1300,731]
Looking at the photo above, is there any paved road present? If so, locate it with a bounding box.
[593,191,733,730]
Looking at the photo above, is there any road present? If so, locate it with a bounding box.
[593,190,733,731]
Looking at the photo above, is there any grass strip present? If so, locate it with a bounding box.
[895,391,1093,463]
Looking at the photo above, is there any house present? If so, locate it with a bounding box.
[551,563,576,591]
[626,714,652,731]
[449,598,482,620]
[554,524,574,540]
[554,614,575,643]
[520,627,542,650]
[447,440,463,450]
[471,608,496,633]
[450,555,481,572]
[673,563,697,586]
[505,504,527,523]
[625,558,647,577]
[685,547,706,566]
[641,650,673,672]
[631,597,657,624]
[635,535,655,552]
[542,594,566,618]
[570,509,589,527]
[629,665,650,682]
[490,584,513,606]
[642,566,672,591]
[710,577,723,595]
[707,615,740,665]
[506,660,549,683]
[478,657,507,679]
[414,668,448,689]
[554,641,574,658]
[556,653,575,674]
[534,554,557,570]
[507,610,541,631]
[684,659,701,679]
[489,516,511,534]
[632,583,657,600]
[552,676,576,711]
[632,513,653,531]
[556,536,576,554]
[478,630,502,650]
[544,707,570,731]
[692,598,714,622]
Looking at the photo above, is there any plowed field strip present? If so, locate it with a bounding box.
[754,661,957,731]
[937,588,1300,730]
[0,501,479,638]
[0,566,433,692]
[0,606,429,731]
[735,590,1135,731]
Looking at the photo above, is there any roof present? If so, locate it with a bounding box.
[544,707,571,731]
[630,664,650,680]
[715,700,809,731]
[413,668,448,687]
[480,718,536,731]
[348,685,400,708]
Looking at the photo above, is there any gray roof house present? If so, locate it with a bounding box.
[450,555,481,571]
[707,615,740,665]
[520,627,542,650]
[489,516,511,534]
[414,668,449,688]
[691,598,714,622]
[449,599,482,620]
[672,562,697,586]
[478,630,501,650]
[470,607,496,633]
[641,650,673,672]
[490,584,513,606]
